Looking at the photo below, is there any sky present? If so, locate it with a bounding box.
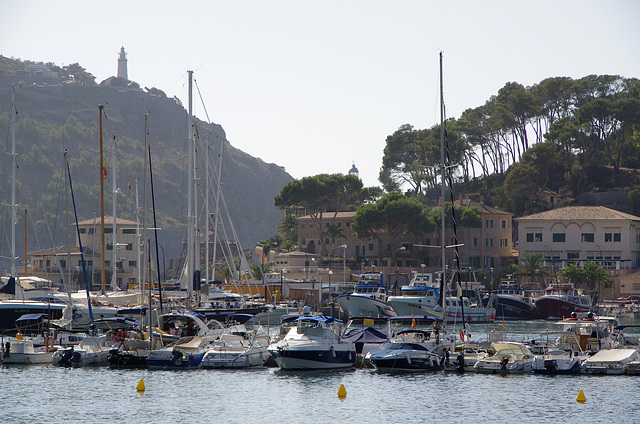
[1,0,639,188]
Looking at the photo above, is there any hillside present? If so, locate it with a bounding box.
[0,63,292,272]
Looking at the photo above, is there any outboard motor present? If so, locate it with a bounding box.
[58,348,75,367]
[4,342,10,358]
[457,351,465,372]
[171,349,184,366]
[500,357,509,370]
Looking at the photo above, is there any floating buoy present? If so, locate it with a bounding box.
[136,378,146,392]
[576,389,586,403]
[337,384,347,399]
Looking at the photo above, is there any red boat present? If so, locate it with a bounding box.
[534,282,595,320]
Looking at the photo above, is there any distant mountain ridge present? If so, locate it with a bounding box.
[0,61,292,271]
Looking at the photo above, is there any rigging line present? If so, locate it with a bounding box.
[29,157,66,283]
[193,78,212,124]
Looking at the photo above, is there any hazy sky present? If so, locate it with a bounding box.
[2,1,639,187]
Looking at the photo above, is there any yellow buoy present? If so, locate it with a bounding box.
[576,389,586,403]
[136,378,146,392]
[337,384,347,399]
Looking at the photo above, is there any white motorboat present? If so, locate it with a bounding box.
[335,272,396,319]
[1,336,53,364]
[531,331,587,374]
[202,314,270,368]
[365,315,454,372]
[556,313,620,353]
[473,342,534,373]
[147,336,210,369]
[582,348,640,375]
[268,310,356,370]
[387,272,495,324]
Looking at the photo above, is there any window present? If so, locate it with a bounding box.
[567,252,579,260]
[486,219,493,228]
[500,238,508,247]
[552,233,566,242]
[535,233,543,242]
[104,228,113,234]
[88,228,94,234]
[634,283,640,291]
[123,228,136,234]
[107,243,113,251]
[485,238,493,247]
[60,259,66,268]
[501,220,507,229]
[368,243,374,251]
[614,233,621,242]
[526,233,534,242]
[473,237,478,246]
[126,243,133,251]
[79,228,86,233]
[346,222,350,227]
[582,233,594,242]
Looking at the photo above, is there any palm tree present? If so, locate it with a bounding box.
[322,223,347,257]
[517,252,550,289]
[580,261,610,292]
[277,213,298,242]
[558,263,582,286]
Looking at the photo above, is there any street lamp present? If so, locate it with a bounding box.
[340,244,347,285]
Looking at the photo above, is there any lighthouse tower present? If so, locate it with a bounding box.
[117,47,128,80]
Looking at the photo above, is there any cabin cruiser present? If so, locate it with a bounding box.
[483,277,541,320]
[365,315,455,372]
[387,272,495,324]
[556,312,620,353]
[335,272,396,319]
[535,282,595,320]
[268,307,356,370]
[201,314,270,368]
[473,341,534,373]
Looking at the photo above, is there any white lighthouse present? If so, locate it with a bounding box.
[117,47,128,80]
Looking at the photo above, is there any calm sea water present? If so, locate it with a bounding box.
[2,321,639,424]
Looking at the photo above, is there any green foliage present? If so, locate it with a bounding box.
[516,252,550,289]
[629,185,640,215]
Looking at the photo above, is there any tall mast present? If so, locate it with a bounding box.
[187,70,194,303]
[111,133,117,290]
[99,105,106,295]
[135,174,141,290]
[212,140,224,282]
[205,134,210,284]
[439,52,446,310]
[10,87,16,278]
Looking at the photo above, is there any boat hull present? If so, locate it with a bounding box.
[202,346,269,368]
[492,296,541,320]
[369,352,442,372]
[335,295,396,319]
[147,350,205,369]
[388,299,494,324]
[535,298,592,320]
[269,344,356,370]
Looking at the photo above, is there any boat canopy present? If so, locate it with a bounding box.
[295,315,339,324]
[93,317,143,327]
[15,313,48,322]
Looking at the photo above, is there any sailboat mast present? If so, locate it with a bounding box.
[99,105,106,295]
[439,52,446,310]
[10,87,16,278]
[135,173,141,290]
[187,70,194,304]
[111,133,117,290]
[205,134,210,284]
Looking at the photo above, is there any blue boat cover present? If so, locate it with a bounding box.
[295,315,340,324]
[342,327,388,344]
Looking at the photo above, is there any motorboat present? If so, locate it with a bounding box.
[473,342,534,373]
[335,272,396,319]
[341,316,389,359]
[531,331,587,374]
[535,281,595,320]
[268,309,356,370]
[146,335,210,369]
[387,272,495,324]
[1,335,53,364]
[483,277,541,320]
[0,299,65,331]
[582,348,640,375]
[556,312,620,353]
[53,317,144,367]
[201,314,270,368]
[365,315,454,372]
[442,344,490,372]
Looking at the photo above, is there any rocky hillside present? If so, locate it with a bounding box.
[0,66,292,270]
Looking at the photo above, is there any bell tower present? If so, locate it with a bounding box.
[117,47,128,80]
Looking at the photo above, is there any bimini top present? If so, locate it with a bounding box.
[93,317,143,327]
